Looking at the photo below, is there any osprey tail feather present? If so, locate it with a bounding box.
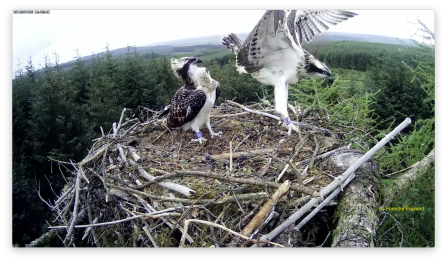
[222,33,242,55]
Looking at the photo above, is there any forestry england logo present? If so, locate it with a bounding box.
[13,10,50,14]
[379,206,425,212]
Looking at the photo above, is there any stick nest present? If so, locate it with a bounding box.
[49,101,360,247]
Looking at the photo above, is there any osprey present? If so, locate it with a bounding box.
[160,57,222,145]
[222,10,357,135]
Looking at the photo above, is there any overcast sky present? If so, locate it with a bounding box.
[12,10,434,72]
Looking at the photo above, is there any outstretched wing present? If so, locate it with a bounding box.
[236,10,357,73]
[290,10,357,45]
[237,10,287,73]
[166,86,207,128]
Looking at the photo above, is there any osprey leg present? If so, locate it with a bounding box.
[274,82,298,135]
[190,130,207,145]
[206,117,222,138]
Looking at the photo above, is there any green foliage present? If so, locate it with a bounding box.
[376,21,435,247]
[364,50,433,130]
[303,41,416,71]
[288,75,376,150]
[11,56,48,244]
[380,118,434,173]
[206,58,265,104]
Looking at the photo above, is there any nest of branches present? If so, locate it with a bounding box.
[45,100,372,247]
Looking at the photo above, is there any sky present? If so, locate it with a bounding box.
[12,9,434,72]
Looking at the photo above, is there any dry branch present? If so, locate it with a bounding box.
[63,172,82,246]
[128,160,195,197]
[132,170,320,198]
[241,180,291,236]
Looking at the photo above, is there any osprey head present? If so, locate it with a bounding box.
[171,57,202,81]
[303,51,333,84]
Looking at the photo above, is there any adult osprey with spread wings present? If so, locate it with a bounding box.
[222,10,357,135]
[160,57,222,145]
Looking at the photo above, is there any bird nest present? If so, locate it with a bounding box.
[48,100,360,247]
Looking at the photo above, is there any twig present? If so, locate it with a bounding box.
[259,158,272,177]
[63,171,82,246]
[114,184,268,204]
[318,232,331,247]
[200,147,297,161]
[79,165,90,184]
[276,134,309,182]
[233,134,251,152]
[55,185,75,205]
[328,91,346,107]
[117,144,128,165]
[49,212,182,229]
[131,170,320,198]
[232,191,245,214]
[227,100,332,133]
[383,162,418,177]
[128,159,195,197]
[294,145,351,167]
[210,112,249,118]
[152,130,168,144]
[288,160,302,185]
[227,100,281,121]
[229,141,233,174]
[143,225,159,247]
[36,181,54,209]
[132,193,194,244]
[113,108,127,138]
[179,219,285,248]
[43,174,57,197]
[79,144,109,166]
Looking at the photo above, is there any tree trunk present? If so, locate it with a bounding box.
[382,148,434,206]
[330,150,381,247]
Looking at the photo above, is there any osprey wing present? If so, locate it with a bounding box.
[166,87,207,128]
[237,10,289,74]
[290,10,357,45]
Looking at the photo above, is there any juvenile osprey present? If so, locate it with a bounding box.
[222,10,357,135]
[161,57,222,145]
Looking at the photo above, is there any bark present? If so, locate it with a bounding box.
[331,150,381,247]
[382,148,434,206]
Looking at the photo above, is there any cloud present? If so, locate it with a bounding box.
[12,10,434,72]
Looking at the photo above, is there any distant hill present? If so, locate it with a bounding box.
[57,32,414,71]
[146,32,414,47]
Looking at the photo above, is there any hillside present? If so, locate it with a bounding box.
[56,32,413,71]
[146,32,414,47]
